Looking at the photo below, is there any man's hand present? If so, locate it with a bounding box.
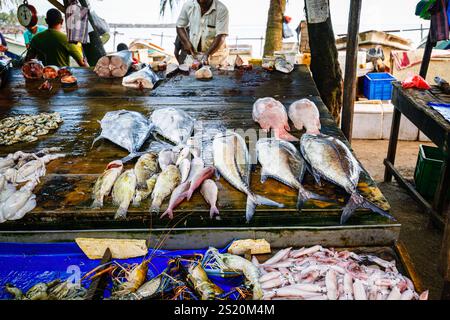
[183,41,196,56]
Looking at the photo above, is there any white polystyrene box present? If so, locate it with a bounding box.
[352,102,383,139]
[382,103,419,141]
[419,131,432,142]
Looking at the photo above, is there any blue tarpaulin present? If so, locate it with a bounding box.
[0,242,243,300]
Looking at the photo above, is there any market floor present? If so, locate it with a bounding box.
[352,139,444,299]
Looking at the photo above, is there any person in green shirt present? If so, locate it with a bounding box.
[26,9,87,67]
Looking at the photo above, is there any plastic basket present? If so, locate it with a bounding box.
[363,72,396,100]
[414,145,448,200]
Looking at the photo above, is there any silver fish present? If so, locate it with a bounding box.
[122,66,160,89]
[213,132,283,222]
[256,138,329,208]
[300,134,395,224]
[92,110,153,163]
[150,108,194,145]
[112,169,137,219]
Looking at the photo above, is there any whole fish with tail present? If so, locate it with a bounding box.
[213,132,283,222]
[256,138,331,209]
[150,165,181,214]
[150,108,195,146]
[300,134,395,224]
[112,169,137,219]
[92,160,123,209]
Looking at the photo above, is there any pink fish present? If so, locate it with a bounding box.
[160,181,190,219]
[252,97,298,141]
[186,167,215,200]
[288,99,321,134]
[200,179,220,218]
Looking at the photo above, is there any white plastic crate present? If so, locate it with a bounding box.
[382,103,419,141]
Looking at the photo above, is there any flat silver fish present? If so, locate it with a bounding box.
[150,108,195,145]
[92,110,153,163]
[256,138,329,208]
[300,134,395,224]
[213,132,283,222]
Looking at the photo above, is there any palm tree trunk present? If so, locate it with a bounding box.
[263,0,286,57]
[304,1,343,122]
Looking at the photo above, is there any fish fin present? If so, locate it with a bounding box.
[305,163,321,185]
[91,135,103,149]
[255,195,284,208]
[275,129,299,142]
[91,198,103,209]
[160,208,173,220]
[210,206,220,219]
[245,195,257,223]
[340,193,396,224]
[114,206,128,220]
[284,123,291,131]
[260,171,269,184]
[296,187,332,210]
[120,153,140,164]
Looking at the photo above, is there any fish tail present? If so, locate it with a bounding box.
[150,200,161,214]
[185,189,194,201]
[132,196,141,207]
[91,135,102,149]
[114,206,128,220]
[341,193,396,224]
[275,129,299,142]
[210,205,220,219]
[297,186,332,210]
[91,198,103,209]
[246,194,284,222]
[160,208,173,220]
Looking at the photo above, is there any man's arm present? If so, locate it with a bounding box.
[202,34,227,63]
[176,27,196,56]
[67,43,88,67]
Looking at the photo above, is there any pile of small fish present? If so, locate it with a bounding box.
[256,245,428,300]
[92,107,219,220]
[5,279,87,300]
[0,148,65,223]
[0,112,63,145]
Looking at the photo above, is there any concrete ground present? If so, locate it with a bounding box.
[352,140,444,300]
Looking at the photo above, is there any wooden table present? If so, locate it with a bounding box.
[0,66,399,248]
[383,82,450,299]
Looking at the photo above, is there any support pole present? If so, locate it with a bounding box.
[419,33,436,79]
[341,0,362,143]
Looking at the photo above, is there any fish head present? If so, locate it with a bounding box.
[106,160,123,170]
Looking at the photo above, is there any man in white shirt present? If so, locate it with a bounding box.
[176,0,229,67]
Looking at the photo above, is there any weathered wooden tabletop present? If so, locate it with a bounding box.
[0,65,394,233]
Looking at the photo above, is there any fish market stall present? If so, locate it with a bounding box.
[0,65,399,248]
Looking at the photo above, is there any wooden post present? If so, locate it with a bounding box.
[84,248,112,300]
[47,0,66,12]
[341,0,362,143]
[419,33,436,79]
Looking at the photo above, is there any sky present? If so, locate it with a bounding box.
[2,0,429,53]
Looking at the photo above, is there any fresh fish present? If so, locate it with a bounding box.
[160,181,190,219]
[150,108,195,145]
[0,182,15,203]
[274,57,294,74]
[300,134,395,224]
[288,99,321,134]
[150,165,181,213]
[213,132,284,222]
[353,279,367,300]
[112,169,137,219]
[178,158,191,183]
[252,97,298,141]
[195,65,213,80]
[256,138,330,209]
[134,153,158,189]
[91,160,124,209]
[133,174,158,207]
[15,153,65,184]
[122,66,160,89]
[187,156,204,181]
[92,110,153,163]
[186,167,215,200]
[200,179,220,218]
[325,270,338,300]
[175,146,191,166]
[158,149,175,170]
[0,181,37,223]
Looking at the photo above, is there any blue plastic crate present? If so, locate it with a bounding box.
[363,72,396,100]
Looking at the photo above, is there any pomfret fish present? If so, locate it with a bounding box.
[256,138,329,208]
[252,97,298,142]
[288,99,321,134]
[300,134,395,224]
[112,169,137,219]
[200,179,220,218]
[133,174,158,207]
[134,153,158,189]
[213,132,283,222]
[150,108,195,145]
[92,160,123,209]
[92,110,153,163]
[150,165,181,213]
